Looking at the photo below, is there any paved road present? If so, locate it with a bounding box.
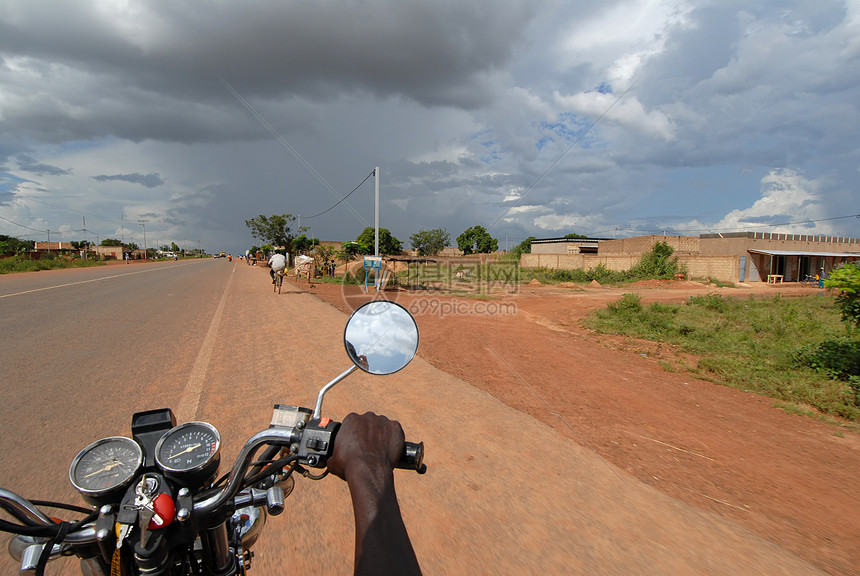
[0,261,826,575]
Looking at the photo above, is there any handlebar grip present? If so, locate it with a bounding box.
[398,441,426,474]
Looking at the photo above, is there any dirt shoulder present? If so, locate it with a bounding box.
[292,275,859,576]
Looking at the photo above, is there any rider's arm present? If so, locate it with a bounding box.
[328,412,421,576]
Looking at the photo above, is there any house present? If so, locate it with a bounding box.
[521,232,860,283]
[34,242,74,253]
[93,245,124,260]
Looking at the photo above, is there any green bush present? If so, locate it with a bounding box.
[628,241,681,279]
[342,268,368,285]
[688,293,727,312]
[794,339,860,381]
[0,255,104,274]
[607,293,642,314]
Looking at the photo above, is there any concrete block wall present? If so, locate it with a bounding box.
[520,253,642,271]
[520,253,740,283]
[677,255,739,283]
[599,235,700,254]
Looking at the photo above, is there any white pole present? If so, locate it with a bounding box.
[374,167,379,257]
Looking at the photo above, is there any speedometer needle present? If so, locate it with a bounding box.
[84,461,121,478]
[167,443,201,459]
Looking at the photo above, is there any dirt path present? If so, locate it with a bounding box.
[290,274,859,576]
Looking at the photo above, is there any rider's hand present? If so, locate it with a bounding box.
[328,412,404,483]
[328,412,421,576]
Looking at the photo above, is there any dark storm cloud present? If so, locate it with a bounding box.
[16,155,71,176]
[0,1,541,147]
[92,173,165,188]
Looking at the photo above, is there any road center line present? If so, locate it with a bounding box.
[176,265,235,422]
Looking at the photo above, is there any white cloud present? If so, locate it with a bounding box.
[554,90,676,140]
[532,212,607,232]
[710,169,832,233]
[558,0,695,88]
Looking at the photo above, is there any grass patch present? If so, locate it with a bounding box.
[584,293,860,424]
[0,255,106,274]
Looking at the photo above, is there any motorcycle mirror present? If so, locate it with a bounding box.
[344,300,419,375]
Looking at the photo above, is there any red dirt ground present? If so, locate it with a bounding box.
[291,275,860,576]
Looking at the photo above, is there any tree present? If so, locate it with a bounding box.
[825,263,860,326]
[457,226,498,255]
[293,234,319,254]
[410,228,450,256]
[245,214,297,252]
[0,235,34,255]
[564,233,588,239]
[354,227,403,255]
[509,236,535,258]
[101,238,123,246]
[340,241,363,263]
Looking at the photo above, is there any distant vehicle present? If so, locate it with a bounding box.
[215,251,226,258]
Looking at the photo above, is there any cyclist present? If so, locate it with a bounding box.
[268,250,287,284]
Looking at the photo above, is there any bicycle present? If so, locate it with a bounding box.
[273,269,285,293]
[801,274,819,287]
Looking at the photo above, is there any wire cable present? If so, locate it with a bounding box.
[219,76,371,228]
[0,214,47,233]
[302,171,375,220]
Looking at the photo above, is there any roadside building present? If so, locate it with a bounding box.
[33,242,74,257]
[521,232,860,284]
[93,245,124,260]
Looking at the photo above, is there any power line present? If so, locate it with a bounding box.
[0,214,47,233]
[219,76,371,229]
[15,195,126,227]
[302,170,375,220]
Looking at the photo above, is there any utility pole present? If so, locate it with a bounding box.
[374,166,379,257]
[82,216,88,259]
[47,230,51,254]
[138,220,149,260]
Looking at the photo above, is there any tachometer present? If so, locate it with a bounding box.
[155,421,221,486]
[69,437,143,505]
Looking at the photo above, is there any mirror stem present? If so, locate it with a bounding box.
[313,365,359,419]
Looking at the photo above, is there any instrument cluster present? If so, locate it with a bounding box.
[69,418,221,505]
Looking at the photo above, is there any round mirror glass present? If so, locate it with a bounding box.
[344,300,419,375]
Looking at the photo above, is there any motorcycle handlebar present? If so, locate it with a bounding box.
[195,423,425,514]
[399,441,426,474]
[0,420,424,546]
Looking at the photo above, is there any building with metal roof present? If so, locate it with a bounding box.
[523,232,860,284]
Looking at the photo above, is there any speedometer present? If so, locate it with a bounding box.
[69,437,143,505]
[155,421,221,486]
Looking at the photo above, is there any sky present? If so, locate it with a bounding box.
[1,0,859,256]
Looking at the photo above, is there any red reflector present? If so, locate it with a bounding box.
[319,417,331,427]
